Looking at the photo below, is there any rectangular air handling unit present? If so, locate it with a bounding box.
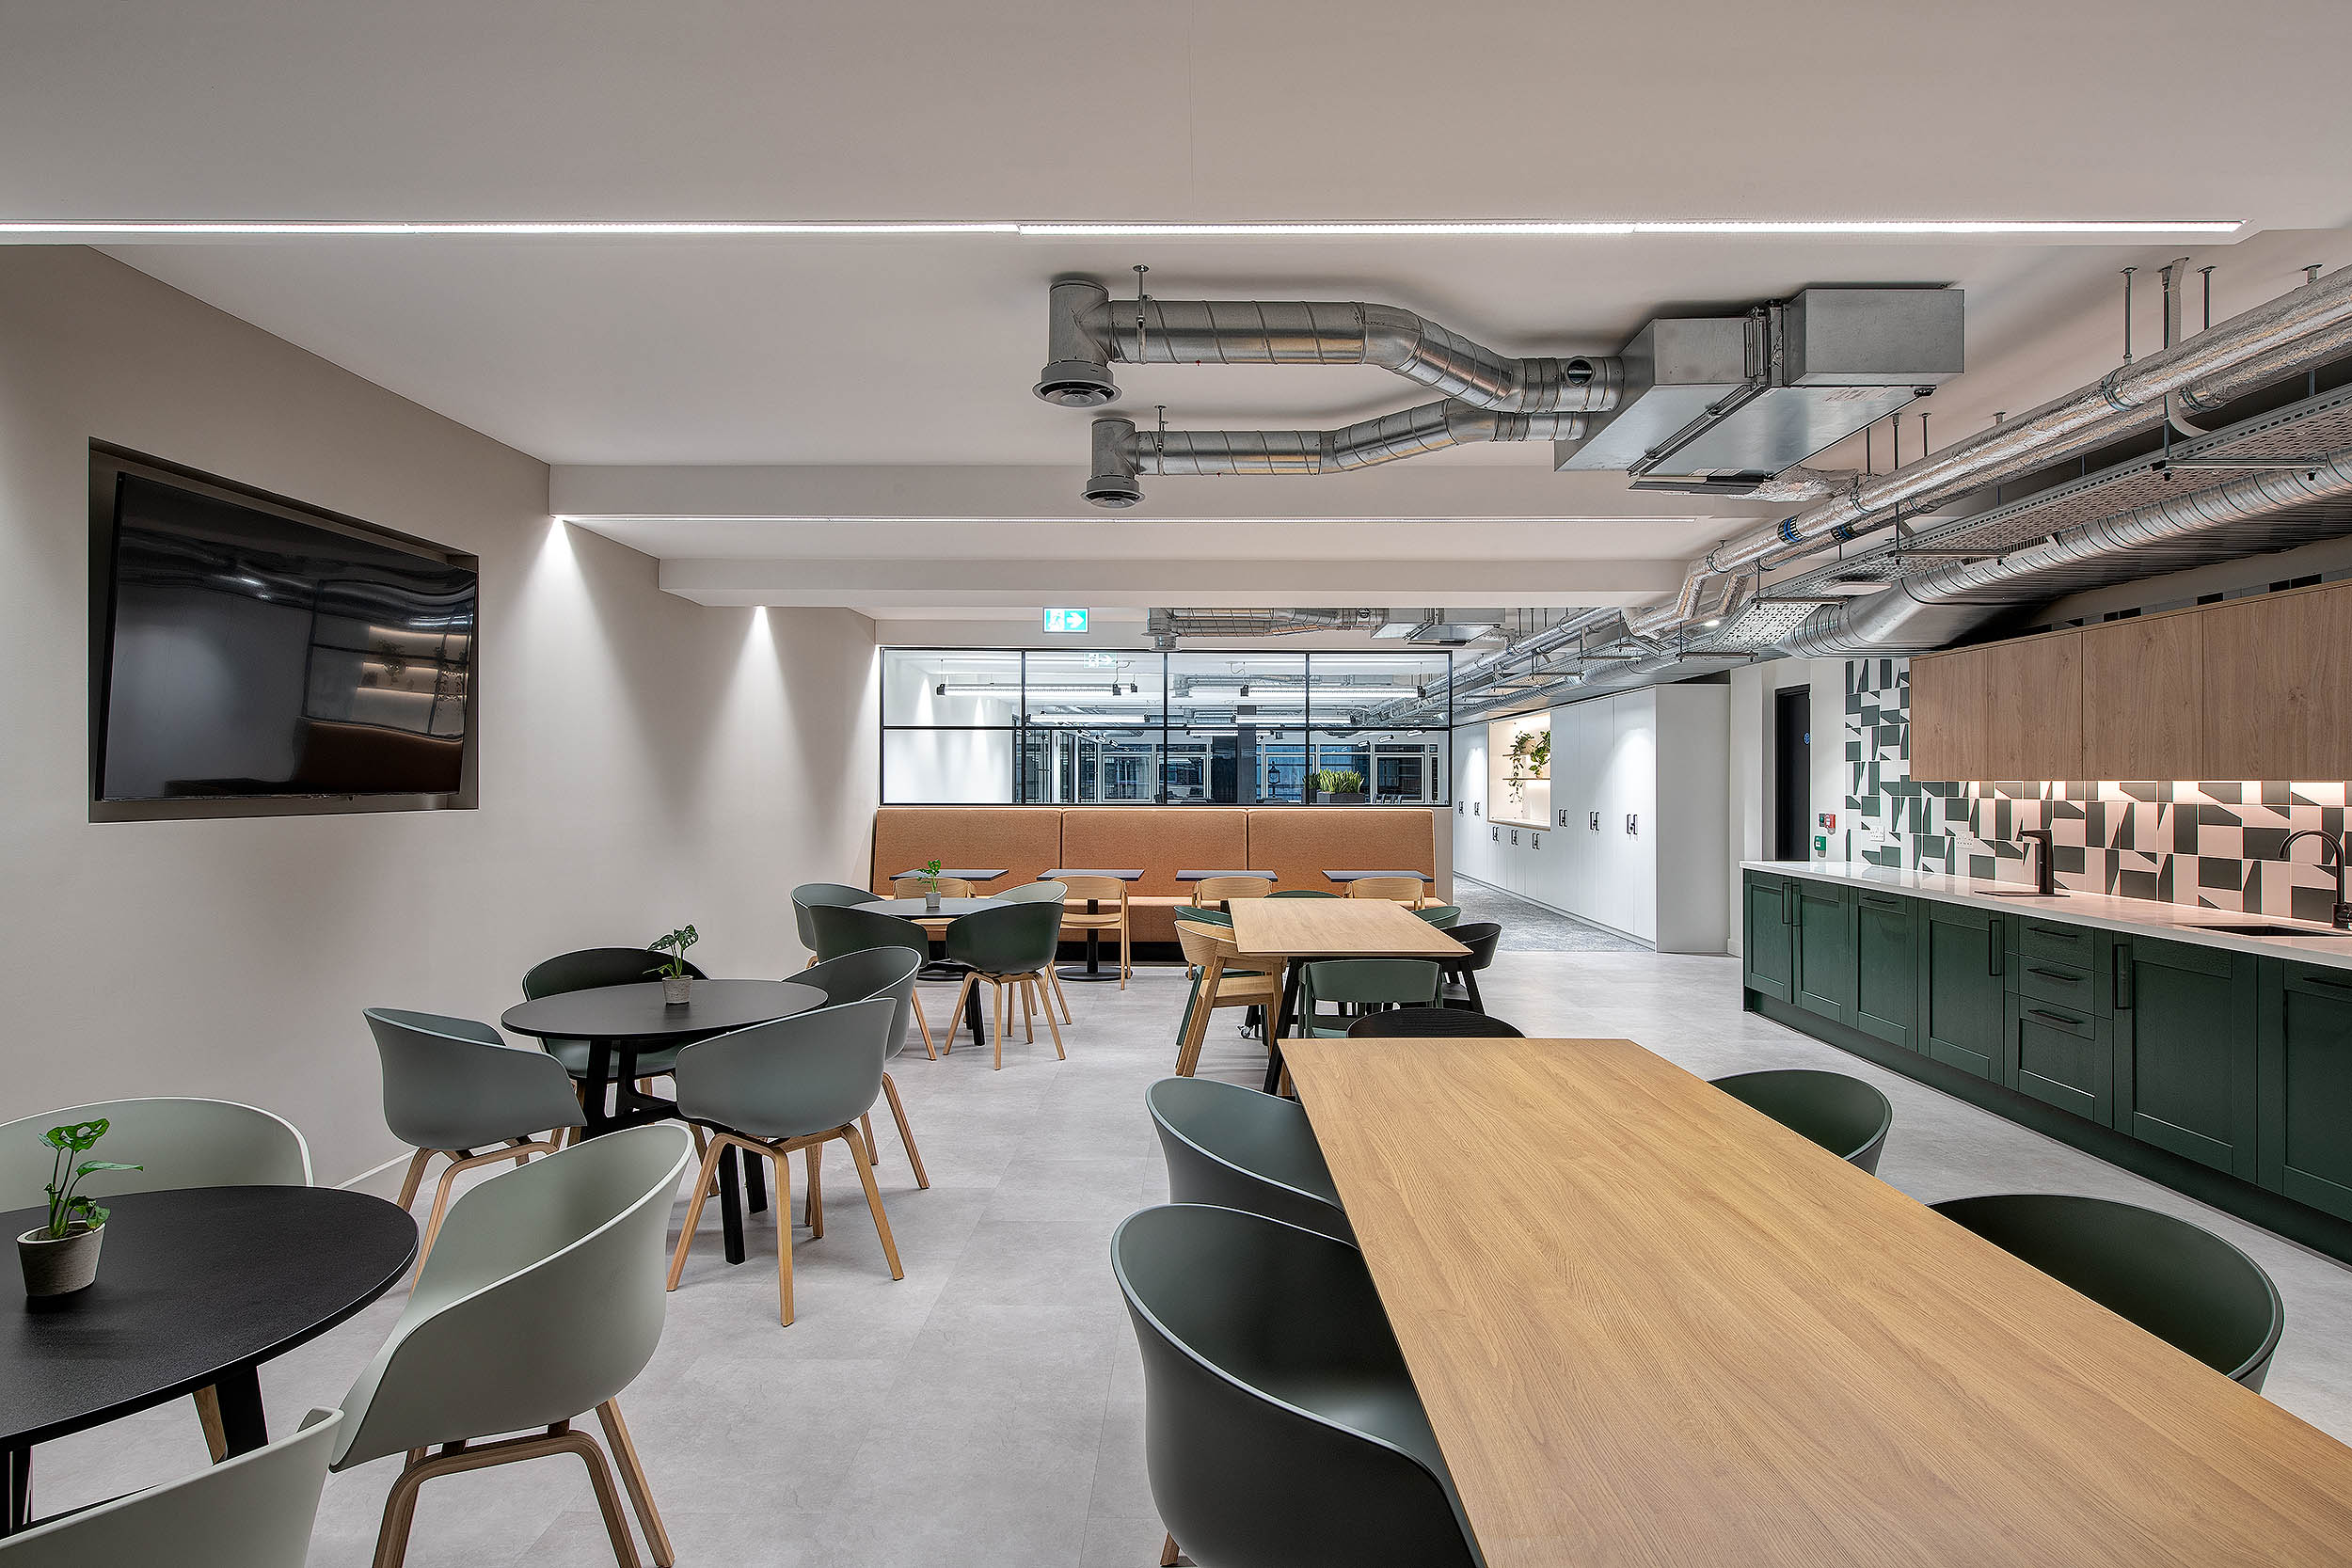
[1553,287,1964,495]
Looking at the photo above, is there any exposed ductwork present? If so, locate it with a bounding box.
[1144,608,1382,646]
[1084,403,1590,507]
[1626,261,2352,641]
[1037,277,1621,413]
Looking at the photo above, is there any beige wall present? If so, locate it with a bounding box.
[0,247,879,1181]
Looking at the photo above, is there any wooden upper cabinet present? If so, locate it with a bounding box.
[2202,581,2352,780]
[2084,614,2205,780]
[1910,632,2083,783]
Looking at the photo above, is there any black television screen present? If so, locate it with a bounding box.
[95,467,476,803]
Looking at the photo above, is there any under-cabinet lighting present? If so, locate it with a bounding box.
[0,217,2246,240]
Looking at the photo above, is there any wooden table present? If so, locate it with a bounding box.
[1284,1035,2352,1568]
[1226,898,1467,1091]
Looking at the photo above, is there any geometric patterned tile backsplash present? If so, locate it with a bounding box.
[1844,657,2352,922]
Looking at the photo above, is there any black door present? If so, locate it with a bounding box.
[1774,687,1812,861]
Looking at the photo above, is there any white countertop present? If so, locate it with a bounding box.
[1744,860,2352,969]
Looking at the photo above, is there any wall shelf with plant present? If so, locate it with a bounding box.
[1486,714,1551,828]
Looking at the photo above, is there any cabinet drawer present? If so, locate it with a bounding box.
[2009,998,2110,1126]
[2016,917,2096,964]
[2015,958,2104,1017]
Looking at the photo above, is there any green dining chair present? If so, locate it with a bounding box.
[809,901,941,1058]
[1932,1193,2284,1390]
[797,948,929,1188]
[520,947,709,1087]
[1710,1069,1893,1175]
[0,1409,342,1568]
[1413,905,1463,928]
[1297,960,1442,1037]
[1147,1078,1352,1242]
[1348,1008,1522,1038]
[1113,1204,1481,1568]
[942,901,1067,1069]
[791,881,879,966]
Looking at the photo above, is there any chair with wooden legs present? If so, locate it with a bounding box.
[791,882,877,967]
[1192,874,1275,908]
[330,1125,693,1568]
[0,1408,342,1568]
[794,947,930,1189]
[893,875,976,899]
[1344,875,1426,905]
[810,901,942,1058]
[667,997,905,1325]
[521,948,709,1107]
[362,1009,588,1267]
[940,900,1067,1069]
[1172,920,1284,1078]
[0,1097,310,1465]
[1296,959,1441,1037]
[1054,874,1133,989]
[999,880,1077,1022]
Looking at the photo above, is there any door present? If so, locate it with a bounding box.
[2112,936,2258,1179]
[1918,901,2003,1079]
[1852,891,1919,1051]
[2260,959,2352,1220]
[1773,687,1810,861]
[1743,873,1794,1003]
[1791,879,1854,1026]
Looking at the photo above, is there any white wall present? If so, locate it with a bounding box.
[0,246,880,1182]
[1724,656,1847,954]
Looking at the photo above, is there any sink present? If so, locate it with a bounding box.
[2190,922,2352,939]
[1974,887,2062,898]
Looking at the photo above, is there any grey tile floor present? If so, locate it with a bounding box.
[1450,880,1647,952]
[30,950,2352,1565]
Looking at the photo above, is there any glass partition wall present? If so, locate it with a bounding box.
[881,648,1451,805]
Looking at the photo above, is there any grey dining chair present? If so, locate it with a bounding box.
[0,1096,310,1461]
[1347,1008,1523,1038]
[1413,905,1464,928]
[666,996,906,1326]
[809,901,940,1058]
[331,1124,692,1568]
[1438,922,1502,1013]
[1146,1078,1353,1243]
[797,947,930,1188]
[1297,959,1442,1037]
[0,1408,342,1568]
[363,1008,590,1264]
[792,881,879,967]
[942,900,1068,1069]
[1710,1069,1893,1175]
[999,879,1074,1022]
[520,947,710,1093]
[1113,1204,1483,1568]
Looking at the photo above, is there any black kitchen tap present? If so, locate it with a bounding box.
[2019,828,2058,897]
[2278,830,2352,930]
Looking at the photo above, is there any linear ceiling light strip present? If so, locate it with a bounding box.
[0,218,2243,239]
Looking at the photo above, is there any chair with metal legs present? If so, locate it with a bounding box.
[1438,922,1502,1012]
[666,997,907,1326]
[363,1008,589,1265]
[330,1125,693,1568]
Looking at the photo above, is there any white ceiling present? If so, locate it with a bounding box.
[9,0,2352,611]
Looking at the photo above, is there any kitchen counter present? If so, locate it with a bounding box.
[1744,860,2352,969]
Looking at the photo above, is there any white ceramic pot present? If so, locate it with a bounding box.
[660,974,692,1006]
[925,890,943,913]
[19,1222,103,1297]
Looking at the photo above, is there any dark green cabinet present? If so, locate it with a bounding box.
[2113,936,2258,1180]
[1791,880,1855,1026]
[2004,992,2112,1124]
[1742,873,1793,1003]
[1852,892,1919,1051]
[1918,902,2004,1080]
[2258,959,2352,1220]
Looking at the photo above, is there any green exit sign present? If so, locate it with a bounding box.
[1042,607,1089,633]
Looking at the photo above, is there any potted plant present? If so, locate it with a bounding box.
[649,924,699,1005]
[917,859,946,913]
[1315,768,1367,804]
[1505,729,1549,808]
[19,1119,139,1298]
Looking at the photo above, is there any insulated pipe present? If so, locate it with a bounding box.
[1782,444,2352,655]
[1629,261,2352,639]
[1037,283,1623,414]
[1083,403,1588,505]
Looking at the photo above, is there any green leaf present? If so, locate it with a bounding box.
[75,1162,141,1176]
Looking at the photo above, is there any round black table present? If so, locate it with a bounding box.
[0,1186,416,1533]
[501,978,825,1137]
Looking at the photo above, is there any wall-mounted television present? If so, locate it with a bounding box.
[89,448,478,819]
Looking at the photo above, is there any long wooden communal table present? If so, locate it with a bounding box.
[1282,1034,2352,1568]
[1225,897,1469,1091]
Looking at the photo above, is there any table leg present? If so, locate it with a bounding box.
[719,1146,747,1266]
[581,1039,615,1134]
[1058,899,1118,981]
[3,1443,27,1536]
[745,1151,769,1214]
[1263,964,1304,1096]
[211,1365,268,1456]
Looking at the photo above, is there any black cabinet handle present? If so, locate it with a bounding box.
[1862,895,1903,911]
[1784,884,1797,926]
[2026,923,2083,942]
[2026,1007,2085,1029]
[2300,973,2352,996]
[2113,944,2133,1011]
[2026,965,2078,981]
[1988,920,2003,977]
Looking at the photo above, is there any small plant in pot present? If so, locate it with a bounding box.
[917,859,946,913]
[19,1119,140,1298]
[649,925,699,1005]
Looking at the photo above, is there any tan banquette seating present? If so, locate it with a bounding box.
[1062,807,1248,944]
[868,808,1062,896]
[866,805,1438,946]
[1242,807,1437,901]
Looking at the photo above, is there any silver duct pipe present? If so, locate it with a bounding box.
[1146,607,1378,641]
[1629,261,2352,639]
[1085,404,1588,507]
[1783,444,2352,655]
[1037,277,1622,414]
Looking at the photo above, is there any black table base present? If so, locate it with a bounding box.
[1057,920,1119,982]
[1263,965,1306,1097]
